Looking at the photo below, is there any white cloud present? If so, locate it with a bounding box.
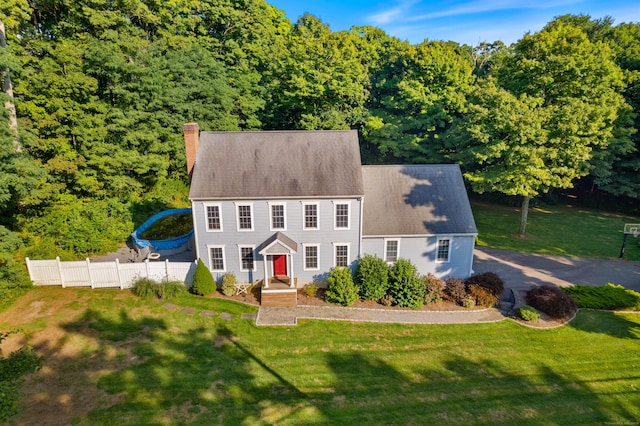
[368,0,421,24]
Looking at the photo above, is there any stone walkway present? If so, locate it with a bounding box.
[256,304,505,326]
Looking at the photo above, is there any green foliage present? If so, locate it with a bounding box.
[526,285,578,320]
[444,277,468,306]
[422,273,445,304]
[220,273,238,297]
[563,284,640,310]
[303,283,318,297]
[191,259,215,296]
[325,267,359,307]
[0,343,43,422]
[355,254,389,301]
[131,278,186,300]
[518,305,541,321]
[462,296,476,309]
[387,259,424,309]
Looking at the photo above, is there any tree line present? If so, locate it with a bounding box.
[0,1,639,297]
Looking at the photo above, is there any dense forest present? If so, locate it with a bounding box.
[1,0,639,302]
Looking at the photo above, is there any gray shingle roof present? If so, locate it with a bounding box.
[189,130,364,200]
[362,165,477,236]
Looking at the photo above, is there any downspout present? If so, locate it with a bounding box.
[358,197,364,258]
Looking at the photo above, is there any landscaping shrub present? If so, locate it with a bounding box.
[191,259,215,296]
[388,259,424,309]
[444,277,467,305]
[423,273,445,304]
[131,277,158,298]
[464,272,504,298]
[526,285,577,320]
[325,267,359,306]
[462,296,476,309]
[303,283,318,297]
[132,278,186,300]
[380,294,393,306]
[355,254,389,301]
[518,305,541,321]
[220,273,238,296]
[467,283,500,308]
[563,284,640,311]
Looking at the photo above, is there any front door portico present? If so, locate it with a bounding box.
[258,232,298,289]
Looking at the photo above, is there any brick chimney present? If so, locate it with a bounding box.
[183,122,199,180]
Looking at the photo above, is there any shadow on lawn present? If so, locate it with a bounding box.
[323,352,637,424]
[19,307,639,425]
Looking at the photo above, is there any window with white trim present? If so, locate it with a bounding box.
[436,238,451,262]
[304,244,319,270]
[269,203,286,230]
[303,203,319,230]
[334,244,349,267]
[236,203,253,231]
[239,246,255,271]
[204,204,222,231]
[385,239,399,263]
[334,202,350,229]
[208,246,225,271]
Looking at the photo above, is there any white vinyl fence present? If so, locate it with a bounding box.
[25,257,197,289]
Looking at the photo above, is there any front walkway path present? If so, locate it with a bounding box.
[256,305,505,326]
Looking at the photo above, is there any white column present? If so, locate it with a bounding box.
[263,255,269,288]
[289,254,295,288]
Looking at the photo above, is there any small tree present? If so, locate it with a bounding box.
[325,267,359,306]
[387,259,424,309]
[191,259,215,296]
[355,254,389,301]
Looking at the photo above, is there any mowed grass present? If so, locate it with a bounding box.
[472,201,640,261]
[3,288,640,425]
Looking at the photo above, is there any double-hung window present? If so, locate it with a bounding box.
[236,203,253,231]
[269,203,286,231]
[239,246,255,271]
[436,238,451,262]
[205,204,222,232]
[385,239,399,263]
[304,244,319,270]
[303,203,319,230]
[334,202,350,229]
[334,243,349,268]
[209,246,225,271]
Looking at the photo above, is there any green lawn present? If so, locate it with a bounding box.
[3,288,639,425]
[472,201,640,261]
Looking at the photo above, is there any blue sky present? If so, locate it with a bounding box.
[267,0,640,46]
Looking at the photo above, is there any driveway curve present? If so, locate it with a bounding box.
[473,247,640,292]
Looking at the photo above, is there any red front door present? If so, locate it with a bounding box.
[273,255,287,276]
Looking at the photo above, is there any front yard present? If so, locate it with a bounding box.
[1,287,639,424]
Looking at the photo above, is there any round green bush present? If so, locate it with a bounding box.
[325,267,359,306]
[355,254,389,300]
[388,259,424,309]
[518,305,541,321]
[191,259,216,296]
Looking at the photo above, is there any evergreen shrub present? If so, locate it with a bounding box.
[221,272,238,296]
[526,285,577,320]
[563,284,640,310]
[325,267,359,306]
[355,254,389,300]
[191,259,216,296]
[388,259,424,308]
[303,283,318,297]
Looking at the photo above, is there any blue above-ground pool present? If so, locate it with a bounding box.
[131,208,193,251]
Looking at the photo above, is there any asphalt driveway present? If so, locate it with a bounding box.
[473,247,640,292]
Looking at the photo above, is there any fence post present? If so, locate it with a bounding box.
[56,256,65,288]
[165,259,169,282]
[115,258,123,289]
[145,259,150,280]
[25,257,33,284]
[86,258,94,289]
